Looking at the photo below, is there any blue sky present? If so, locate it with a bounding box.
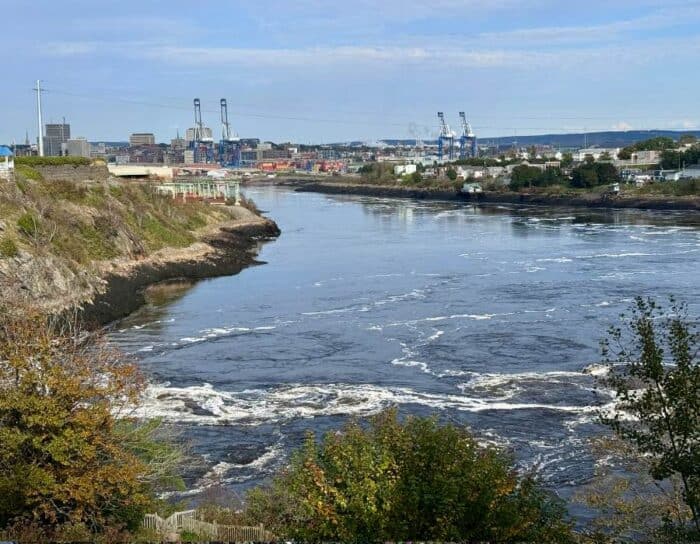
[1,0,699,144]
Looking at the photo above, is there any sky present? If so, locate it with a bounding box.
[1,0,699,144]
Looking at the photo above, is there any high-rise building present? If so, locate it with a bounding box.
[129,133,156,146]
[66,138,91,158]
[44,123,70,156]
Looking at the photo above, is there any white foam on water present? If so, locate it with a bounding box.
[180,337,207,344]
[579,252,654,259]
[137,381,601,427]
[426,330,444,342]
[165,443,285,498]
[462,370,584,390]
[582,363,610,377]
[537,256,573,263]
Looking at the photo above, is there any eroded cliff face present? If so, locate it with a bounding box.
[0,168,280,323]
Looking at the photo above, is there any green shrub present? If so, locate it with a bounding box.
[15,156,91,167]
[16,212,39,237]
[78,223,119,260]
[245,409,574,542]
[15,164,42,181]
[141,215,194,249]
[0,237,19,258]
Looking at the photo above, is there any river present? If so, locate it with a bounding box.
[109,186,700,507]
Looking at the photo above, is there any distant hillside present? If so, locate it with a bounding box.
[373,130,700,149]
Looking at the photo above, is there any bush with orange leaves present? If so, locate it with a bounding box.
[0,306,183,538]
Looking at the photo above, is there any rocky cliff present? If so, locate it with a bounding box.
[0,167,279,324]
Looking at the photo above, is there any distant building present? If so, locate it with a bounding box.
[394,164,417,176]
[631,150,660,164]
[91,142,107,158]
[170,137,186,150]
[129,133,156,146]
[66,137,91,158]
[572,148,619,161]
[44,123,70,156]
[262,149,290,160]
[185,127,213,143]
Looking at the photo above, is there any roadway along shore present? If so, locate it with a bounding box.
[275,178,700,212]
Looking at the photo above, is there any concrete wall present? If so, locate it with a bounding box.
[35,164,111,182]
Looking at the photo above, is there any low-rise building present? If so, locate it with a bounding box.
[572,148,620,161]
[631,150,660,164]
[394,164,417,176]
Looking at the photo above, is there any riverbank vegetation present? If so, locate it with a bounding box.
[1,172,232,265]
[0,305,183,542]
[244,410,575,542]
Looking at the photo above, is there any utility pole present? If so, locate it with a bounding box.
[35,80,44,157]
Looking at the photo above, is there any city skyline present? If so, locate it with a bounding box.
[2,0,700,144]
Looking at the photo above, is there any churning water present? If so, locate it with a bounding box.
[109,186,700,505]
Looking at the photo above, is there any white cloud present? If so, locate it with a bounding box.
[476,4,700,45]
[612,121,632,131]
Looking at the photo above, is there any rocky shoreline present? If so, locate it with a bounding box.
[81,215,280,325]
[286,180,700,211]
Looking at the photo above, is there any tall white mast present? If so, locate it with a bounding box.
[36,80,44,157]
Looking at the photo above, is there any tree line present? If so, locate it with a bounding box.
[509,159,620,190]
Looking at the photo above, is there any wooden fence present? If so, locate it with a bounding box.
[143,510,274,542]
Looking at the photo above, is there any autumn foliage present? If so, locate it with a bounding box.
[0,306,174,537]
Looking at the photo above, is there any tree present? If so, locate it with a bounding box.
[618,147,632,160]
[446,167,457,181]
[509,165,541,190]
[595,162,621,185]
[679,134,698,145]
[561,152,574,168]
[577,436,693,543]
[571,165,598,188]
[0,306,183,534]
[599,297,700,538]
[570,162,620,189]
[599,151,612,161]
[245,410,574,542]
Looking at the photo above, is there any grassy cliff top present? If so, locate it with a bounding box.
[1,167,237,264]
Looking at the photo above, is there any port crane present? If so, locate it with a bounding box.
[191,98,214,163]
[219,98,241,167]
[437,112,455,161]
[458,112,477,159]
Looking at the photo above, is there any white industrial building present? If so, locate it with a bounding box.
[573,148,620,161]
